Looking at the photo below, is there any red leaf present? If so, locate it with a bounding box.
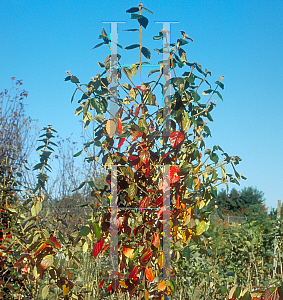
[129,155,143,171]
[139,196,150,212]
[129,266,138,280]
[167,166,181,184]
[130,285,139,298]
[145,267,154,282]
[139,150,149,165]
[157,207,171,220]
[140,249,152,261]
[117,118,123,135]
[106,284,112,293]
[150,123,154,132]
[170,131,184,148]
[99,279,105,288]
[49,237,61,249]
[92,237,104,258]
[161,151,171,161]
[154,195,163,207]
[118,138,125,150]
[152,233,160,248]
[134,104,142,117]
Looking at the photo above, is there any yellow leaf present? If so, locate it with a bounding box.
[106,119,116,138]
[63,285,69,296]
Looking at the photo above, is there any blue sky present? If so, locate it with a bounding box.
[1,0,283,210]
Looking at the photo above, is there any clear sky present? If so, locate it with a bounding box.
[1,0,283,210]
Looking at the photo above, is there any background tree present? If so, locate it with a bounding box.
[216,186,267,219]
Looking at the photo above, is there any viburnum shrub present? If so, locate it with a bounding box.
[66,3,245,299]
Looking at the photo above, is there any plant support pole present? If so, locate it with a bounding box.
[273,199,281,278]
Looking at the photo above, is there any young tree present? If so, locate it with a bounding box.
[66,4,244,299]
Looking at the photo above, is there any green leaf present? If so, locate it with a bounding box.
[220,286,227,295]
[178,48,187,62]
[183,247,190,260]
[126,7,139,13]
[184,174,194,189]
[167,280,177,293]
[138,16,149,29]
[242,291,252,300]
[93,223,102,240]
[141,47,151,61]
[148,69,160,77]
[75,106,82,116]
[122,83,132,90]
[202,89,213,95]
[216,208,224,220]
[71,76,80,84]
[91,97,107,114]
[92,42,105,49]
[215,81,224,90]
[72,181,86,192]
[79,226,90,237]
[71,87,78,103]
[183,111,191,133]
[42,285,50,299]
[74,150,83,157]
[233,286,241,298]
[203,126,211,136]
[196,220,209,235]
[131,14,143,19]
[142,7,153,14]
[216,91,223,101]
[129,183,137,200]
[210,153,219,164]
[191,91,200,102]
[125,44,140,50]
[76,203,88,207]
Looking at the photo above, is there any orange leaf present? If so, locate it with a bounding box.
[117,118,123,135]
[123,247,134,259]
[194,177,201,190]
[158,281,166,292]
[134,104,142,117]
[65,268,71,279]
[119,280,128,288]
[152,233,160,248]
[145,267,154,282]
[170,131,184,148]
[92,237,104,258]
[49,237,61,249]
[35,243,51,256]
[167,166,180,184]
[101,242,110,255]
[131,131,143,143]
